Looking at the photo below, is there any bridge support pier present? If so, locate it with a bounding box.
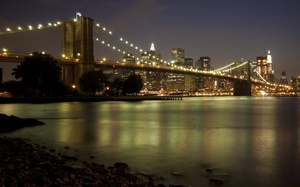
[61,16,95,89]
[233,80,251,96]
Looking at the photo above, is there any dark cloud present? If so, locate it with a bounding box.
[37,0,91,8]
[39,0,65,6]
[108,0,165,30]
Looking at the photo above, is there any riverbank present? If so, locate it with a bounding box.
[0,95,183,103]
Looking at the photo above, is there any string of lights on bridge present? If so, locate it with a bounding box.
[0,21,62,35]
[93,21,174,66]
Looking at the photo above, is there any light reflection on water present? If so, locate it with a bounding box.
[1,97,300,186]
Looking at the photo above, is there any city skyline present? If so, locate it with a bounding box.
[1,0,300,81]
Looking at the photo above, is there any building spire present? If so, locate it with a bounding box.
[150,42,155,51]
[267,50,272,63]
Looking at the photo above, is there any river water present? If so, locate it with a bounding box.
[1,97,300,186]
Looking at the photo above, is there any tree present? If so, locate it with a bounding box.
[79,70,108,95]
[0,80,24,97]
[104,77,124,96]
[12,51,63,96]
[122,74,144,95]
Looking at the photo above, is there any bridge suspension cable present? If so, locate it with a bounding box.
[92,21,172,65]
[93,22,145,59]
[213,61,248,74]
[0,20,62,55]
[213,62,235,72]
[0,21,62,35]
[249,63,268,83]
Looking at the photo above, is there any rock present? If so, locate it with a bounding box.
[114,162,128,169]
[89,154,95,159]
[171,171,184,177]
[209,178,224,185]
[0,113,45,133]
[49,148,56,153]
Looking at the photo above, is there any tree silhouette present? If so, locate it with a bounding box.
[12,51,63,96]
[122,74,143,95]
[105,77,123,96]
[79,70,108,95]
[0,80,24,97]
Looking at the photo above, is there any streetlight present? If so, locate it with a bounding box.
[2,48,7,56]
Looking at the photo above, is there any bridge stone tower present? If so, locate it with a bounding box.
[233,61,252,96]
[61,16,95,87]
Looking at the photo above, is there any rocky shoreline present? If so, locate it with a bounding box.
[0,136,190,187]
[0,114,189,186]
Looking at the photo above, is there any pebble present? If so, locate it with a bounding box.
[1,137,190,186]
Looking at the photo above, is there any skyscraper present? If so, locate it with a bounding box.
[171,47,185,66]
[167,47,185,92]
[279,71,289,85]
[254,50,273,82]
[195,56,211,71]
[138,43,166,91]
[195,57,211,90]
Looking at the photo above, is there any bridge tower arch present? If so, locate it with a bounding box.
[233,61,252,96]
[61,16,95,87]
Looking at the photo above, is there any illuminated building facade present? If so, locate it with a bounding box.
[184,58,196,92]
[171,47,185,66]
[195,56,211,71]
[138,43,166,91]
[167,47,185,92]
[254,50,274,82]
[195,57,211,89]
[140,43,162,65]
[290,76,300,90]
[123,53,135,63]
[184,58,194,68]
[279,71,289,85]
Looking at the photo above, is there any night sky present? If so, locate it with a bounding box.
[1,0,300,81]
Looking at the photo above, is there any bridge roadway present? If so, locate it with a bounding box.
[0,52,286,89]
[0,52,247,80]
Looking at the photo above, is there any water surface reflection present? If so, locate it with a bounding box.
[1,97,300,186]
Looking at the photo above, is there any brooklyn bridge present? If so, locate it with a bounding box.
[0,16,291,96]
